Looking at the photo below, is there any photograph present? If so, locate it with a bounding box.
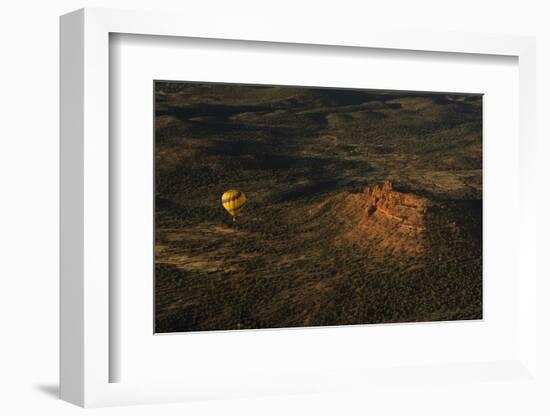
[154,81,483,333]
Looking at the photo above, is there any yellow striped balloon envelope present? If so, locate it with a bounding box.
[221,189,246,221]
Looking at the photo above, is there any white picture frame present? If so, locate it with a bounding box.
[60,7,538,408]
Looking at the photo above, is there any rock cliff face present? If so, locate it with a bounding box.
[338,181,434,257]
[342,180,429,231]
[310,180,459,259]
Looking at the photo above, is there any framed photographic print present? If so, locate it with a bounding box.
[60,7,540,409]
[153,81,483,334]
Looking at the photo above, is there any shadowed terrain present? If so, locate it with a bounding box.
[154,82,482,332]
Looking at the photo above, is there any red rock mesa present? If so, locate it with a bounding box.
[311,180,449,259]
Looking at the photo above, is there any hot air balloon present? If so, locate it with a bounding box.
[221,189,246,221]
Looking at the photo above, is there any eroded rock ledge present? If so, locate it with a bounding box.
[342,180,431,232]
[309,180,455,258]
